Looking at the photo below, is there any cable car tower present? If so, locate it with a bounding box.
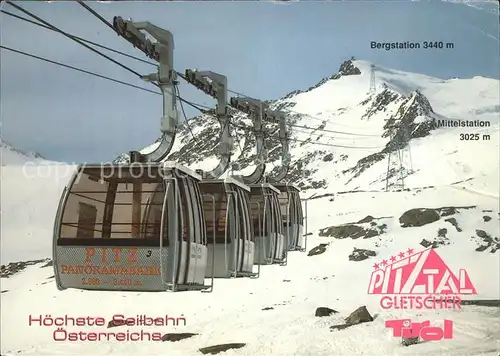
[262,110,306,254]
[113,18,178,163]
[53,17,214,293]
[228,97,292,264]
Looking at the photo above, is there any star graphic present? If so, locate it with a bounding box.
[373,263,380,270]
[398,252,405,258]
[381,259,388,266]
[407,248,414,255]
[390,255,397,262]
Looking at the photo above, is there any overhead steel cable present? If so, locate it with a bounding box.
[226,88,381,135]
[76,1,117,33]
[4,1,154,84]
[177,99,386,150]
[0,44,212,113]
[176,85,200,144]
[177,74,380,137]
[0,9,157,67]
[229,122,384,150]
[10,2,384,148]
[73,2,218,116]
[0,45,161,95]
[63,3,381,139]
[1,41,382,150]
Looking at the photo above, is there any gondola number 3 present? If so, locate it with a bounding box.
[146,250,152,257]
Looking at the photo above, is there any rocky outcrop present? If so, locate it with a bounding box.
[399,208,440,227]
[473,229,500,253]
[330,306,374,331]
[445,217,462,232]
[361,88,403,119]
[399,206,475,228]
[344,90,436,183]
[308,243,329,256]
[199,343,246,354]
[338,58,362,76]
[161,333,198,342]
[280,59,362,101]
[1,258,51,278]
[348,248,377,261]
[382,90,435,142]
[420,228,450,248]
[112,58,441,195]
[315,307,338,317]
[319,220,387,239]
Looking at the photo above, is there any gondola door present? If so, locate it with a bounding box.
[224,183,239,277]
[235,189,246,274]
[238,189,253,273]
[296,193,305,249]
[243,192,255,272]
[262,188,273,263]
[175,177,195,287]
[287,190,296,249]
[186,177,206,285]
[271,195,282,261]
[171,177,187,288]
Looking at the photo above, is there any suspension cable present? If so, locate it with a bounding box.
[181,100,385,150]
[5,3,384,149]
[38,2,380,139]
[177,74,379,137]
[176,85,200,144]
[0,10,157,67]
[4,1,152,82]
[0,45,161,95]
[76,1,116,33]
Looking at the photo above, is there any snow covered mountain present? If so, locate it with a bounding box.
[116,59,499,198]
[1,60,499,356]
[1,139,48,165]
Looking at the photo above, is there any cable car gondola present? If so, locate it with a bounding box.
[199,177,258,278]
[248,183,286,265]
[52,162,213,292]
[273,183,304,251]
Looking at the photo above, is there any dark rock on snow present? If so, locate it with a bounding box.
[348,248,376,261]
[420,239,440,249]
[399,208,440,227]
[199,343,246,355]
[357,215,375,223]
[445,217,462,232]
[319,223,383,239]
[315,307,338,317]
[162,333,198,342]
[473,229,500,253]
[308,243,328,256]
[330,305,373,331]
[1,258,50,278]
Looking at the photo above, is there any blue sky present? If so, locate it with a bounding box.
[1,0,498,163]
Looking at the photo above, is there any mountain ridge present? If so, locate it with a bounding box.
[114,59,498,196]
[0,139,47,166]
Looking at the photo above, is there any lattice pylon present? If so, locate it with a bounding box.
[369,64,376,94]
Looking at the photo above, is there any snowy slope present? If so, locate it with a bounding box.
[1,186,499,356]
[1,60,499,356]
[117,59,499,198]
[0,163,76,263]
[0,140,73,263]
